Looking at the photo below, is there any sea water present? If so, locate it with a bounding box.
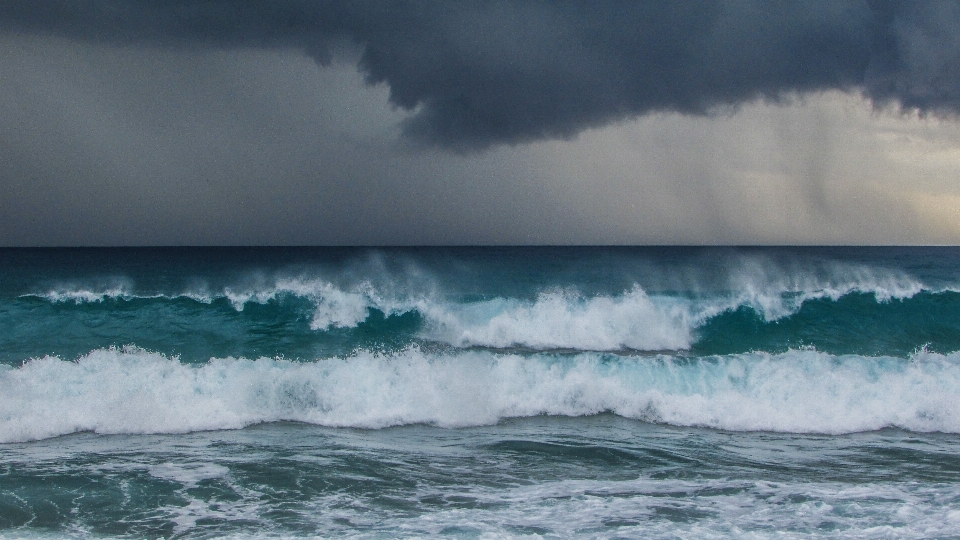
[0,247,958,538]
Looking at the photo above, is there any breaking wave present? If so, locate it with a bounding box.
[20,270,944,353]
[2,346,959,443]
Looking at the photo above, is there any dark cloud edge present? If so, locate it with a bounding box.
[2,0,959,151]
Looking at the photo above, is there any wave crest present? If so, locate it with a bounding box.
[20,268,943,353]
[419,287,697,351]
[2,347,959,443]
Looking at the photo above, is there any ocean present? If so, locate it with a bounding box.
[1,246,959,538]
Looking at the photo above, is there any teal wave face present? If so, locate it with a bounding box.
[2,246,960,363]
[0,295,426,365]
[695,291,960,356]
[5,287,960,363]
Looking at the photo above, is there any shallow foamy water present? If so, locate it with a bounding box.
[1,418,958,539]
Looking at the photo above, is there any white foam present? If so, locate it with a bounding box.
[204,280,708,350]
[26,284,210,305]
[22,265,945,353]
[224,278,380,329]
[2,347,959,443]
[419,286,698,351]
[145,462,245,535]
[148,462,230,487]
[724,258,927,321]
[395,476,960,539]
[26,277,391,330]
[5,473,959,539]
[411,266,931,351]
[34,284,136,303]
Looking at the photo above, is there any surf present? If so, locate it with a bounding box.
[9,281,960,360]
[3,346,959,443]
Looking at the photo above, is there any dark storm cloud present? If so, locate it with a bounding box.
[1,0,959,150]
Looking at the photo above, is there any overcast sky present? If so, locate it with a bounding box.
[2,0,960,245]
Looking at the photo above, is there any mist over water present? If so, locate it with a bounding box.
[2,247,960,538]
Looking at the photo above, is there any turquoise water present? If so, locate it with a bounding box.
[1,247,959,538]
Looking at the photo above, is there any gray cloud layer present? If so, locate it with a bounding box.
[2,1,959,150]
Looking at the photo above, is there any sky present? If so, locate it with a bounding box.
[2,0,960,245]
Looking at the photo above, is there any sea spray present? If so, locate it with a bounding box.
[10,286,960,363]
[3,346,960,443]
[4,247,960,538]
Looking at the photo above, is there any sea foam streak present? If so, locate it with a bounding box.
[2,347,959,443]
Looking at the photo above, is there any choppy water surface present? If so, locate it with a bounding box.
[4,419,960,539]
[1,247,959,537]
